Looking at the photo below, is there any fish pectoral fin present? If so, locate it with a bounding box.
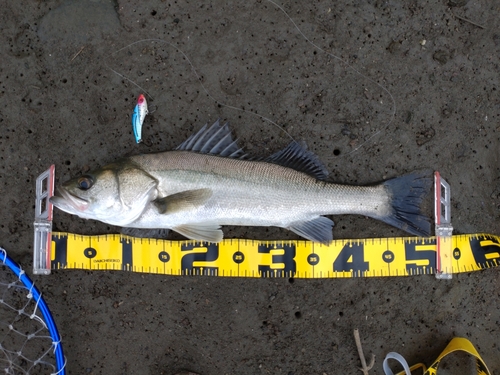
[121,228,170,239]
[287,217,334,244]
[173,223,223,243]
[153,188,213,214]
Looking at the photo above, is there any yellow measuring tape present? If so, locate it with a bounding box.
[394,337,491,375]
[50,232,500,278]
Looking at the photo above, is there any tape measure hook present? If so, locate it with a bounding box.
[434,171,453,279]
[33,165,55,275]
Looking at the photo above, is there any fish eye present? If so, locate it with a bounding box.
[77,176,94,190]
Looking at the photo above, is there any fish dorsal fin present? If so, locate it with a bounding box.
[176,120,246,158]
[265,141,329,180]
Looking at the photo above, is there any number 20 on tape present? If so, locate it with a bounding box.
[50,233,500,278]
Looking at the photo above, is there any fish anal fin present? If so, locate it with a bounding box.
[154,188,212,214]
[287,216,334,244]
[265,141,329,180]
[173,223,223,243]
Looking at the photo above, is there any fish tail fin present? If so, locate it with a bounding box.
[379,170,433,237]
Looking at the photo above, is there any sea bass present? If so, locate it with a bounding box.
[51,120,432,243]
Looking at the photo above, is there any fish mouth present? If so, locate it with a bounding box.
[50,188,89,214]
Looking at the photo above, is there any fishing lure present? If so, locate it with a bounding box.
[131,94,148,143]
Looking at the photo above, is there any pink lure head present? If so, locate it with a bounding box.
[137,94,146,105]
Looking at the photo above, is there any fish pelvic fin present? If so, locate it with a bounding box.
[288,216,334,244]
[380,170,432,237]
[173,223,223,243]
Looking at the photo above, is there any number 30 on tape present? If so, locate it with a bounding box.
[50,232,500,278]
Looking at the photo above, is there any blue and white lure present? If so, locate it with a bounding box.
[131,94,148,143]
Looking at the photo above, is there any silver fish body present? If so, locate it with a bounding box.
[130,151,390,226]
[51,121,431,243]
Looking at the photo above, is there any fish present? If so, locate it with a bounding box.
[131,94,148,143]
[50,120,432,243]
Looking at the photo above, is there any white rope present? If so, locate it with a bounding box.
[383,352,412,375]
